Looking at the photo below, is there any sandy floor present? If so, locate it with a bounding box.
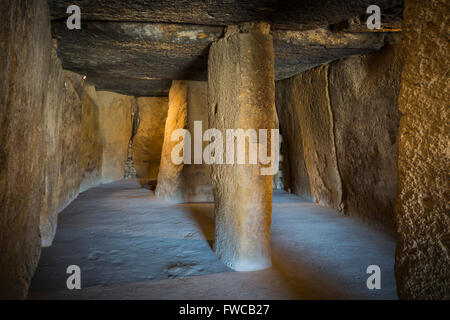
[29,180,397,299]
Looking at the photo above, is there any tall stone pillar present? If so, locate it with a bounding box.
[156,80,214,203]
[155,80,188,202]
[208,22,276,271]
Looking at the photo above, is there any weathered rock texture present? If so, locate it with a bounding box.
[156,80,214,202]
[276,42,402,233]
[0,0,104,299]
[329,42,402,234]
[208,23,276,271]
[301,65,343,211]
[132,97,169,182]
[2,18,135,289]
[79,85,103,192]
[179,81,214,203]
[40,49,78,249]
[51,20,386,96]
[0,0,52,299]
[395,0,450,299]
[124,140,137,179]
[48,0,403,30]
[0,8,131,295]
[39,65,137,253]
[277,65,343,210]
[97,92,135,183]
[275,81,312,200]
[40,55,104,248]
[156,81,188,202]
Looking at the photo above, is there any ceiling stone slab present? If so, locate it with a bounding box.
[52,22,224,83]
[273,28,386,79]
[92,75,172,97]
[49,0,403,31]
[53,21,385,96]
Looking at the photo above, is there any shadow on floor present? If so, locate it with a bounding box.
[180,203,215,249]
[29,180,397,299]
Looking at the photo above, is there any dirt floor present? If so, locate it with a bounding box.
[29,180,397,299]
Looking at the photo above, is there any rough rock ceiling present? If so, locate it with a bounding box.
[49,0,403,96]
[49,0,403,30]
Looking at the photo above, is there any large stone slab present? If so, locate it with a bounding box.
[275,79,312,199]
[179,81,214,203]
[0,0,52,299]
[48,0,403,30]
[79,85,103,192]
[155,81,188,202]
[277,65,344,211]
[272,28,386,80]
[155,81,214,202]
[328,41,402,235]
[276,42,402,232]
[208,23,276,271]
[40,65,84,248]
[395,0,450,299]
[132,97,169,181]
[97,92,135,183]
[51,20,386,96]
[40,63,104,248]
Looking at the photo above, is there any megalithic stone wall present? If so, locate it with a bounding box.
[132,97,169,182]
[395,0,450,299]
[0,0,52,299]
[275,39,402,235]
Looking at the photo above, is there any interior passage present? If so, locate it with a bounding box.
[30,180,396,299]
[1,0,447,300]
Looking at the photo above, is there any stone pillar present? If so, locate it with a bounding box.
[208,22,276,271]
[156,80,214,202]
[155,80,188,202]
[179,81,214,203]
